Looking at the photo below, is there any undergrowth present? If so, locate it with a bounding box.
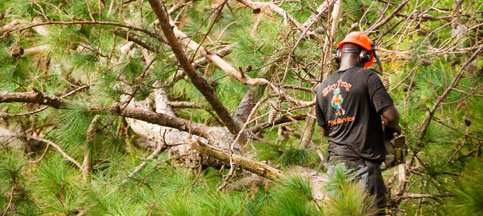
[0,145,379,216]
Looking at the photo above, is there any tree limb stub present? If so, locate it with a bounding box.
[397,193,454,200]
[0,91,67,109]
[109,105,212,140]
[168,101,201,109]
[147,0,247,145]
[189,139,282,180]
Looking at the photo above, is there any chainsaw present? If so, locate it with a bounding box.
[383,133,407,169]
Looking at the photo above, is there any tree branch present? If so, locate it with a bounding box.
[189,139,282,179]
[147,0,247,144]
[416,47,483,146]
[397,193,454,200]
[0,91,67,109]
[168,101,201,109]
[167,18,269,86]
[166,45,232,85]
[113,30,160,55]
[109,105,212,140]
[13,20,166,43]
[26,136,82,169]
[236,0,322,42]
[250,113,307,134]
[366,0,410,34]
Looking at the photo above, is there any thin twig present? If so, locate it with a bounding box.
[2,187,14,216]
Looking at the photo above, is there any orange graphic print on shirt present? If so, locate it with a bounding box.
[331,88,345,116]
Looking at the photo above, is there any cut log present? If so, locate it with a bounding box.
[189,139,328,200]
[190,139,282,179]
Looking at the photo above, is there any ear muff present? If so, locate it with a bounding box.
[360,42,376,65]
[359,50,373,63]
[334,47,341,63]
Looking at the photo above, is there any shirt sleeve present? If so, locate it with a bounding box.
[367,71,394,113]
[315,89,327,127]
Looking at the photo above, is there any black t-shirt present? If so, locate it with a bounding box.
[315,67,394,163]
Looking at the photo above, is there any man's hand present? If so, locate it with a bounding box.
[383,122,401,140]
[381,105,400,129]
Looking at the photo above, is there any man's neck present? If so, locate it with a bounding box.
[338,64,360,71]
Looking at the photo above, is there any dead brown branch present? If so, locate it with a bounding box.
[189,139,282,179]
[0,91,67,109]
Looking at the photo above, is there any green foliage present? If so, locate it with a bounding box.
[442,160,483,216]
[254,138,317,167]
[264,173,322,216]
[325,164,377,216]
[0,148,40,215]
[0,148,26,185]
[0,0,480,215]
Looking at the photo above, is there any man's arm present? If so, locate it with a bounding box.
[381,105,401,134]
[320,125,329,137]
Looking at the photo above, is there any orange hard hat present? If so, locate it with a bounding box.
[338,32,374,67]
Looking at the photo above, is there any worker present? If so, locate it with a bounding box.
[315,32,401,214]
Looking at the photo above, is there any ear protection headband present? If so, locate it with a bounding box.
[334,43,374,64]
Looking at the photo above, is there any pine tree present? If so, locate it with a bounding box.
[0,0,480,215]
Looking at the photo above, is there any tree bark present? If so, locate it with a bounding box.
[110,105,212,139]
[233,86,265,124]
[147,0,248,145]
